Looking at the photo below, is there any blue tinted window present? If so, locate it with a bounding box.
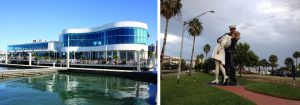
[8,43,48,51]
[61,27,147,47]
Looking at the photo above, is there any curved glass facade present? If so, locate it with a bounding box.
[8,43,48,51]
[62,27,148,47]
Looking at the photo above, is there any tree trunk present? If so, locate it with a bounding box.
[160,19,169,79]
[272,65,274,75]
[189,36,196,76]
[296,58,298,70]
[239,64,242,77]
[258,66,261,75]
[248,67,250,72]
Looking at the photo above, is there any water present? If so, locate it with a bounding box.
[0,73,157,105]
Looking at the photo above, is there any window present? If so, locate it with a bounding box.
[60,27,148,47]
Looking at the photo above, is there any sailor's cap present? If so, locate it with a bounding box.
[229,25,236,29]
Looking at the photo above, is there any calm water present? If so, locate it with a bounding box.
[0,73,157,105]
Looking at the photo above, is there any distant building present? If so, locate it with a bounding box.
[162,55,180,64]
[0,50,6,61]
[185,58,196,67]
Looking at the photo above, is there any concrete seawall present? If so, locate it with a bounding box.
[1,68,59,79]
[0,63,157,84]
[60,68,157,84]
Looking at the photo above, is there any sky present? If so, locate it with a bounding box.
[160,0,300,66]
[0,0,157,50]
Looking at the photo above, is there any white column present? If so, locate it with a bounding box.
[5,52,8,64]
[111,51,113,58]
[29,52,32,66]
[137,51,140,71]
[66,51,70,68]
[134,51,137,62]
[144,52,147,67]
[105,45,108,63]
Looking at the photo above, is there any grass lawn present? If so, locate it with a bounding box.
[161,72,255,105]
[242,74,300,88]
[244,80,300,100]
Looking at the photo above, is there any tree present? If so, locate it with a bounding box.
[195,54,204,65]
[203,44,210,59]
[260,59,269,75]
[268,54,278,75]
[199,54,204,63]
[285,57,294,70]
[258,59,263,75]
[195,54,204,72]
[195,55,201,65]
[293,51,300,70]
[160,0,182,74]
[246,51,259,72]
[31,52,37,61]
[202,58,215,73]
[180,59,188,71]
[234,42,250,77]
[187,18,203,76]
[148,51,153,58]
[113,55,119,65]
[45,52,50,59]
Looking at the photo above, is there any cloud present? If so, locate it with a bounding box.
[159,33,181,43]
[161,0,300,66]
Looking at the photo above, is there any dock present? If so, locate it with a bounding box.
[0,67,64,79]
[0,63,157,84]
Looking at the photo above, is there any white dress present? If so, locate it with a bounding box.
[211,35,232,65]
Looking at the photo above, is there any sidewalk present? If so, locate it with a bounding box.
[216,86,300,105]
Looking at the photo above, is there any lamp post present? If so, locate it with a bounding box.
[176,11,214,84]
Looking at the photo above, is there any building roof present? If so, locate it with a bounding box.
[61,21,148,34]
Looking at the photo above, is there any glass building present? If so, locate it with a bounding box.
[62,27,148,47]
[8,42,48,51]
[8,21,150,63]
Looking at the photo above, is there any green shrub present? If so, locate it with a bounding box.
[202,58,215,73]
[194,63,203,72]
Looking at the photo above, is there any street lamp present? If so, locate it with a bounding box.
[176,10,214,84]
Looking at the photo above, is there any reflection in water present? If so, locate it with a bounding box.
[0,73,157,105]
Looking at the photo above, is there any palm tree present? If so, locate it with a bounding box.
[285,57,294,70]
[199,54,204,63]
[258,59,263,75]
[268,54,278,75]
[187,18,203,76]
[261,59,268,75]
[160,0,182,69]
[203,44,210,59]
[197,54,204,71]
[195,55,201,65]
[293,51,300,70]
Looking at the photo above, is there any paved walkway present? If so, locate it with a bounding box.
[216,86,300,105]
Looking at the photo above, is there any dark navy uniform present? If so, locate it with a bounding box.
[224,36,238,85]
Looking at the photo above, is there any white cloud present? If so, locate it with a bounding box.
[161,0,300,66]
[160,33,181,43]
